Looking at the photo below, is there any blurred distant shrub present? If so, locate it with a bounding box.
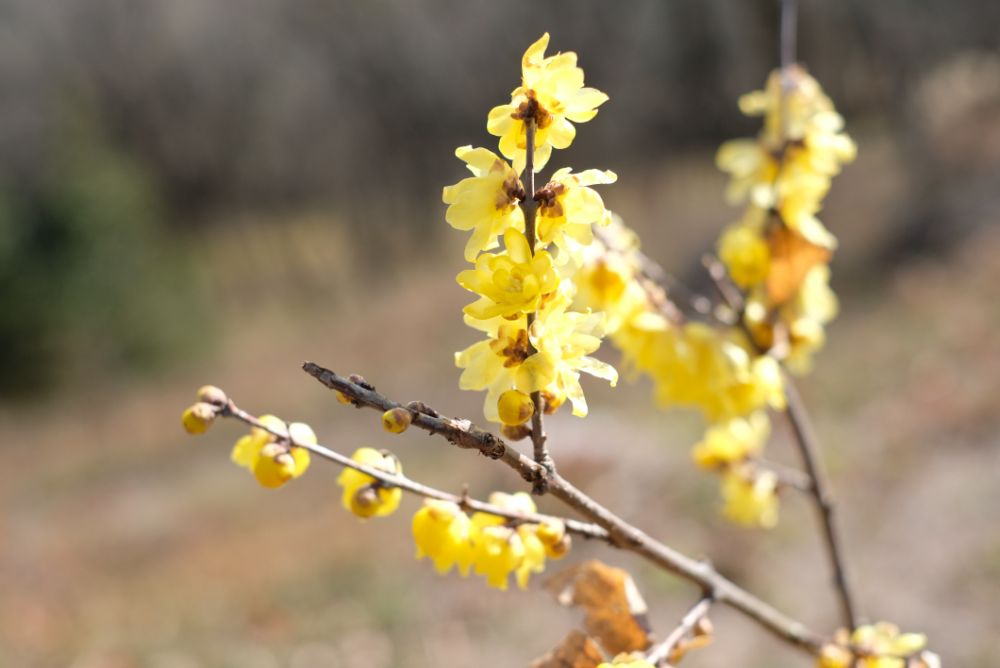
[0,115,206,397]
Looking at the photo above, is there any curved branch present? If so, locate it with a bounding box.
[303,361,827,653]
[218,400,608,540]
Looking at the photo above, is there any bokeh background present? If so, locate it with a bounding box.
[2,1,999,666]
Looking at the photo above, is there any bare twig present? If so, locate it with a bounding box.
[782,375,858,630]
[593,226,709,323]
[303,361,827,653]
[521,117,551,486]
[645,595,714,666]
[217,400,608,540]
[752,456,813,493]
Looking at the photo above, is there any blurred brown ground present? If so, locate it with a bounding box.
[1,2,999,667]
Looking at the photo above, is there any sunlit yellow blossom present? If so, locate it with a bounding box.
[231,414,286,470]
[442,146,525,261]
[515,524,547,589]
[456,291,616,422]
[455,316,550,423]
[336,447,403,518]
[228,418,312,489]
[412,500,475,575]
[254,442,297,489]
[535,168,617,264]
[471,523,525,590]
[528,296,618,417]
[721,467,779,528]
[692,412,770,470]
[819,623,931,668]
[457,229,559,320]
[487,33,608,173]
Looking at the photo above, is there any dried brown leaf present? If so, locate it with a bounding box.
[766,225,832,305]
[530,629,606,668]
[544,560,652,656]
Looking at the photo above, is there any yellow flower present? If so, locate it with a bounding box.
[535,168,617,264]
[181,402,216,435]
[529,295,618,418]
[231,414,286,470]
[253,442,298,489]
[819,623,930,668]
[721,467,779,528]
[336,447,403,518]
[412,500,475,575]
[692,412,770,470]
[455,316,552,423]
[456,229,560,320]
[228,418,312,489]
[471,523,525,590]
[718,222,770,288]
[487,33,608,173]
[442,146,525,261]
[514,524,547,589]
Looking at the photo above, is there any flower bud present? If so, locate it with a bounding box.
[497,390,534,426]
[181,402,217,435]
[195,385,227,407]
[382,408,412,434]
[253,443,296,488]
[349,485,382,518]
[501,423,532,441]
[335,391,353,405]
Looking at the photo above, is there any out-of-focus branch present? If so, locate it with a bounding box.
[645,595,714,667]
[303,361,827,653]
[593,226,709,323]
[782,376,858,630]
[217,399,608,540]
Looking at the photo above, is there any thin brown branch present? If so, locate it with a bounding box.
[645,595,714,667]
[593,226,709,323]
[782,375,858,630]
[521,116,551,486]
[752,455,814,494]
[303,361,827,653]
[216,400,607,540]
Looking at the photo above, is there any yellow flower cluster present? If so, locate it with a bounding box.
[488,33,608,174]
[412,492,570,591]
[716,66,855,374]
[573,222,784,527]
[445,35,618,425]
[819,623,938,668]
[230,415,313,489]
[597,658,654,668]
[336,448,403,519]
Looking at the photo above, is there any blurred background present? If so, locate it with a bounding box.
[2,0,998,666]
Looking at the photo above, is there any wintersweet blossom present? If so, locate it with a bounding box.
[230,416,312,488]
[692,412,770,470]
[412,500,475,575]
[442,146,524,261]
[819,623,934,668]
[456,229,559,320]
[488,33,608,173]
[534,168,617,264]
[336,448,402,518]
[721,467,779,528]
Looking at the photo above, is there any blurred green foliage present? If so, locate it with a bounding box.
[0,116,206,398]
